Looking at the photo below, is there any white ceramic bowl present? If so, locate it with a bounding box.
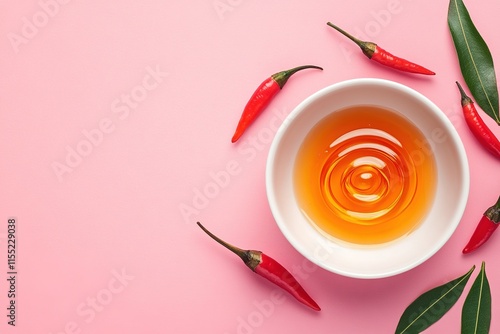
[266,78,469,279]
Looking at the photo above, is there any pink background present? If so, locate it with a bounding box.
[1,0,500,333]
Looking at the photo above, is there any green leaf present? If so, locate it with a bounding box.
[448,0,500,124]
[395,265,475,334]
[462,262,491,334]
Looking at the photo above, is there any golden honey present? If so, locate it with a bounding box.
[294,105,436,245]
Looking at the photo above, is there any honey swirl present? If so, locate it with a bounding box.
[294,105,436,245]
[320,128,416,225]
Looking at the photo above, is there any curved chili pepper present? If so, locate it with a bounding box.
[231,65,323,143]
[196,222,320,311]
[456,82,500,160]
[463,196,500,254]
[326,22,435,75]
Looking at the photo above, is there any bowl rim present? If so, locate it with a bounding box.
[265,78,470,279]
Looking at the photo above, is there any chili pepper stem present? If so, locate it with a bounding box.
[485,195,500,222]
[456,81,473,106]
[326,22,376,57]
[196,222,261,270]
[272,65,324,89]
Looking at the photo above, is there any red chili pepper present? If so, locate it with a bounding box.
[463,196,500,254]
[326,22,435,75]
[196,222,320,311]
[456,82,500,160]
[231,65,323,143]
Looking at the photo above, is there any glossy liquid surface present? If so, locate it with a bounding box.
[294,105,436,245]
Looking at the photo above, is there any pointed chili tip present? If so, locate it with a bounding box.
[309,301,321,311]
[299,294,321,311]
[463,230,482,254]
[417,69,436,76]
[231,133,240,143]
[462,246,472,254]
[414,68,436,76]
[302,293,321,311]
